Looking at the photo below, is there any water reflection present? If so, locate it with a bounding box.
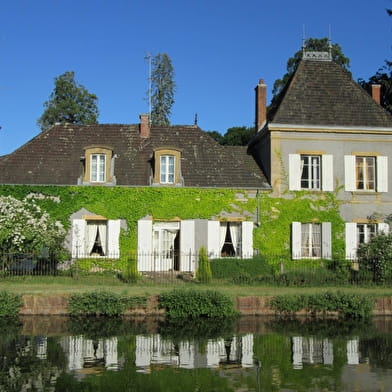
[2,316,392,391]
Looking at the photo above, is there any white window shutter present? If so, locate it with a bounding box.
[376,156,388,192]
[321,222,332,259]
[72,219,86,258]
[241,221,254,258]
[207,221,221,259]
[321,155,334,191]
[180,220,196,272]
[137,219,153,271]
[344,155,356,191]
[378,222,390,235]
[107,220,121,258]
[345,223,357,260]
[289,154,301,191]
[291,222,302,259]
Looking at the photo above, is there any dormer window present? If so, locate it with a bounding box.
[153,148,182,186]
[83,146,114,185]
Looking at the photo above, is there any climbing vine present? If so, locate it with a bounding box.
[0,184,345,263]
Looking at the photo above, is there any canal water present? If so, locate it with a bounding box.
[1,316,392,391]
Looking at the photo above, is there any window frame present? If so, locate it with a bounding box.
[153,148,182,185]
[355,156,376,191]
[300,155,321,190]
[83,146,113,185]
[344,154,388,193]
[160,155,175,184]
[90,153,106,183]
[289,153,333,191]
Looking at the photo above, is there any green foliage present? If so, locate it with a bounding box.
[0,291,22,317]
[150,53,176,126]
[68,291,147,316]
[358,61,392,114]
[206,126,255,146]
[358,233,392,283]
[0,184,346,263]
[121,253,140,283]
[159,289,238,319]
[270,291,374,318]
[196,247,212,283]
[37,71,99,131]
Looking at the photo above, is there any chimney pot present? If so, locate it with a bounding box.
[139,114,150,138]
[371,84,381,105]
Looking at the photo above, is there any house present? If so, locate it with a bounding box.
[248,49,392,260]
[0,116,270,271]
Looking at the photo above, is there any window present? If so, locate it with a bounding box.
[292,222,331,259]
[91,154,106,183]
[160,155,175,184]
[301,155,321,190]
[83,146,114,185]
[71,217,121,258]
[356,156,375,191]
[344,155,388,192]
[357,223,377,245]
[289,154,333,191]
[345,222,389,259]
[153,148,182,185]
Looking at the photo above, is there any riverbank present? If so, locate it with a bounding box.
[19,294,392,316]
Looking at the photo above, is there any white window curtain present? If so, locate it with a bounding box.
[219,223,227,251]
[312,224,321,257]
[87,223,98,254]
[98,223,107,255]
[229,223,241,255]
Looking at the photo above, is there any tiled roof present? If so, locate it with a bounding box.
[271,59,392,128]
[0,123,270,189]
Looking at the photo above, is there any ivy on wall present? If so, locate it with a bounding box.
[0,184,345,261]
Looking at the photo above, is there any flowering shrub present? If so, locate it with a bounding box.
[0,195,66,254]
[357,233,392,283]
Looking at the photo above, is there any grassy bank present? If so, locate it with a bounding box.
[1,275,392,298]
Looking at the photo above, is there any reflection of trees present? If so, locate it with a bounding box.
[0,334,65,392]
[360,335,392,369]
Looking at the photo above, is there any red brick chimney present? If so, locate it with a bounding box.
[255,79,267,131]
[139,114,150,138]
[371,84,381,105]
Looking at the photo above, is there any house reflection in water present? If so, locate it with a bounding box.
[135,334,254,372]
[292,336,365,369]
[60,336,120,374]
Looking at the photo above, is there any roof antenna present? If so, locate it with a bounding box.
[302,24,306,57]
[194,113,198,126]
[144,52,152,123]
[328,25,332,60]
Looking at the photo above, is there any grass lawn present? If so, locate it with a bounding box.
[1,275,392,299]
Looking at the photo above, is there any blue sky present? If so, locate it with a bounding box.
[0,0,391,155]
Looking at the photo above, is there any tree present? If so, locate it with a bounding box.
[269,38,351,117]
[150,53,176,126]
[358,9,392,114]
[357,233,392,283]
[206,126,254,146]
[358,63,392,114]
[37,71,99,132]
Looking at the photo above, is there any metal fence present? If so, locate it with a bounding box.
[0,251,388,286]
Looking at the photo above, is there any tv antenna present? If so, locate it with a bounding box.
[145,52,152,121]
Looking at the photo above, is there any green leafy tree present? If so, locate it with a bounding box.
[358,9,392,114]
[357,233,392,283]
[38,71,99,131]
[206,126,254,146]
[150,53,176,126]
[269,38,350,117]
[358,63,392,113]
